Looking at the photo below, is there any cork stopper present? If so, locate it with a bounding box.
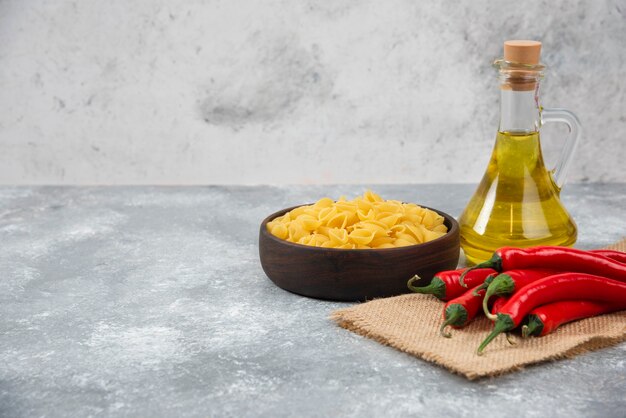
[504,40,541,65]
[500,40,542,91]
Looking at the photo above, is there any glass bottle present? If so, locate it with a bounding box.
[459,40,582,265]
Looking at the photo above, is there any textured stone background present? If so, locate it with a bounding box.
[0,0,624,185]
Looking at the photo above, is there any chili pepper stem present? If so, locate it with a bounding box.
[439,316,458,338]
[521,315,543,338]
[482,275,515,320]
[483,302,497,321]
[472,274,495,296]
[459,254,503,287]
[407,275,421,288]
[407,276,446,300]
[440,305,468,338]
[472,283,488,296]
[505,333,517,345]
[477,314,515,355]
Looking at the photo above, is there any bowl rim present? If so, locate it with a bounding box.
[259,203,459,253]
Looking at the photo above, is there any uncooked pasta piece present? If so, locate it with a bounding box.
[348,229,376,246]
[266,191,448,249]
[269,222,288,240]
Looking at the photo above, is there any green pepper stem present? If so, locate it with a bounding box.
[407,276,446,300]
[477,314,515,355]
[406,275,422,292]
[472,274,496,296]
[521,315,543,338]
[482,274,515,320]
[483,302,497,321]
[439,316,458,338]
[459,253,502,287]
[505,333,517,345]
[459,265,484,288]
[440,304,468,338]
[472,282,488,296]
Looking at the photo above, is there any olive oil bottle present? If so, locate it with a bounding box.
[459,41,581,265]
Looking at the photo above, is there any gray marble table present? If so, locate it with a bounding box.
[1,185,625,418]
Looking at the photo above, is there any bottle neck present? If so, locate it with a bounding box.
[498,87,541,133]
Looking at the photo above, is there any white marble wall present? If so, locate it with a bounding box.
[0,0,624,185]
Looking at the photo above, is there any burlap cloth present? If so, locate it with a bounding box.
[331,239,626,380]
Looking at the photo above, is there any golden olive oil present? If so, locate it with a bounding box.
[459,131,577,265]
[460,41,581,264]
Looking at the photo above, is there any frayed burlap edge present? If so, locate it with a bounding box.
[331,310,626,380]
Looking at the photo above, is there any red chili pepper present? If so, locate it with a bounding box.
[490,296,509,315]
[460,246,626,287]
[439,276,498,337]
[521,300,624,337]
[440,287,486,337]
[590,249,626,264]
[482,269,560,320]
[407,268,495,301]
[477,273,626,354]
[471,251,626,295]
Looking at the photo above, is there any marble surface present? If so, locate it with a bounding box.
[0,1,625,184]
[0,184,624,417]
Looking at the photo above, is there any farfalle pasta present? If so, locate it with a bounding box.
[266,191,448,249]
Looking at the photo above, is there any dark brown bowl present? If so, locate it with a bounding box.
[259,204,460,301]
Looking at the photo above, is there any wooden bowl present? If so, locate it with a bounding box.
[259,204,460,301]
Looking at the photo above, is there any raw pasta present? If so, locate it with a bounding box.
[266,191,448,249]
